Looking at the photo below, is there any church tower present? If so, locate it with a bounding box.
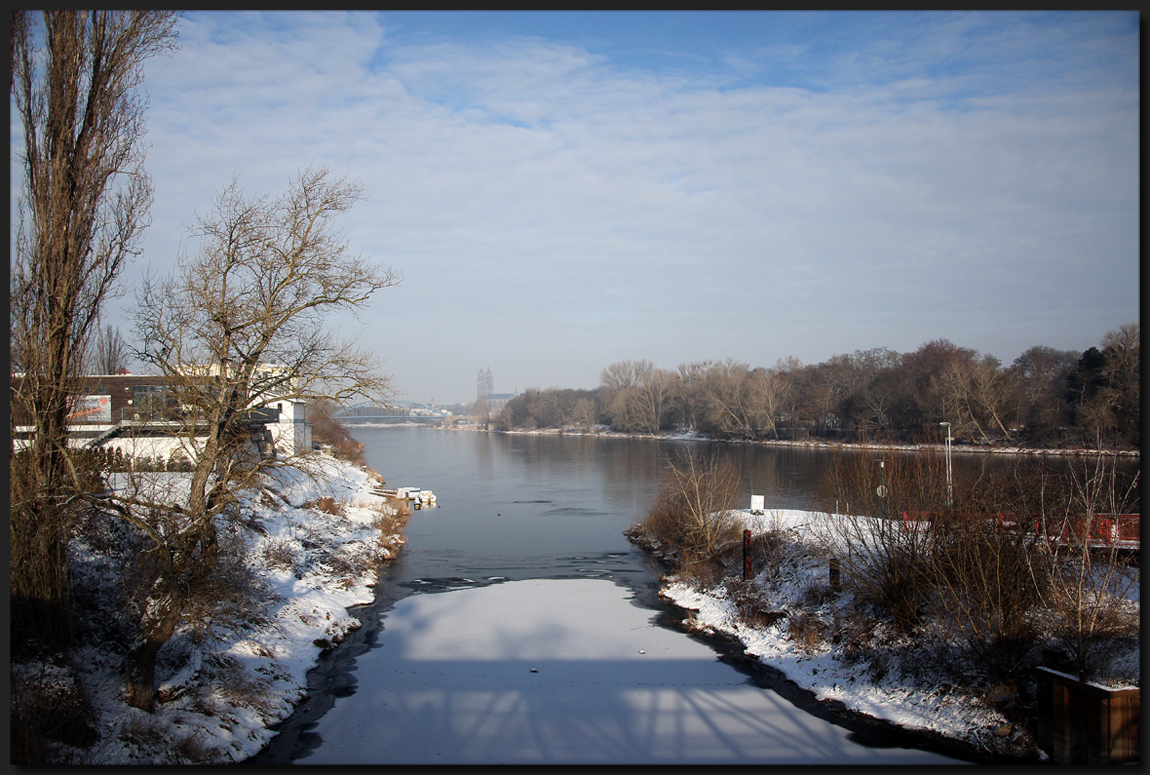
[477,367,493,401]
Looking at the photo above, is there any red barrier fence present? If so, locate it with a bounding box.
[899,511,1139,551]
[1052,514,1139,549]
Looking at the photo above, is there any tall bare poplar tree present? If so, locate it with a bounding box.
[9,11,179,643]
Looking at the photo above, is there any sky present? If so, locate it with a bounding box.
[13,11,1140,405]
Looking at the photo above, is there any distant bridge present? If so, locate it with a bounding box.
[336,414,444,425]
[332,404,449,424]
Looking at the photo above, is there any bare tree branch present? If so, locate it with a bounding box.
[113,166,399,709]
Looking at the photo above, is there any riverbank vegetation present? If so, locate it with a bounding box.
[493,326,1140,452]
[631,450,745,580]
[11,453,407,765]
[627,448,1139,761]
[309,400,368,465]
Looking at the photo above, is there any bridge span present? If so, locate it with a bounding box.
[335,414,444,425]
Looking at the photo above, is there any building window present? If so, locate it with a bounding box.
[131,385,174,419]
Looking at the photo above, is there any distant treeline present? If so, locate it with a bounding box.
[488,325,1140,450]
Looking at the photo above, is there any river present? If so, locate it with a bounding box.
[351,427,1130,600]
[345,427,870,606]
[250,427,1136,763]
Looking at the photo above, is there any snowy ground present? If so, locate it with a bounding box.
[662,512,1002,745]
[293,577,963,764]
[23,453,407,765]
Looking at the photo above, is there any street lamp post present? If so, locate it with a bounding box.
[877,458,888,523]
[939,422,952,507]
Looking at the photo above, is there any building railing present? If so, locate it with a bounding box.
[118,405,281,424]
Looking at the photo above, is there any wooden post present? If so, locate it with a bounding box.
[742,529,752,581]
[829,556,840,592]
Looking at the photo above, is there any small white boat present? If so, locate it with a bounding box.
[381,487,437,509]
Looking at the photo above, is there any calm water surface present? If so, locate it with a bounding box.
[356,426,876,605]
[356,426,1115,598]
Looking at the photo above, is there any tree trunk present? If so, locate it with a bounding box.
[123,586,184,711]
[10,403,75,647]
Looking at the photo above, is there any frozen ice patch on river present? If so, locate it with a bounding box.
[295,578,961,764]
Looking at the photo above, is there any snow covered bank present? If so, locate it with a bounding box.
[473,423,1140,456]
[294,578,962,764]
[655,508,1140,763]
[29,453,406,765]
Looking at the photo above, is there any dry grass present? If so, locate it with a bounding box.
[629,448,744,580]
[371,497,410,532]
[179,523,276,639]
[115,713,170,760]
[726,579,786,629]
[319,543,376,578]
[170,730,227,764]
[787,610,828,652]
[187,652,279,721]
[303,496,346,517]
[261,535,299,573]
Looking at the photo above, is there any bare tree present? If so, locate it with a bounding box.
[9,11,179,643]
[792,363,838,434]
[85,321,131,375]
[600,359,656,433]
[472,394,492,429]
[628,366,677,435]
[967,355,1020,441]
[630,447,744,581]
[772,357,804,437]
[1098,323,1140,448]
[936,355,1019,444]
[99,167,400,710]
[1011,345,1078,445]
[1042,453,1140,680]
[674,360,711,431]
[814,449,943,632]
[837,348,902,435]
[697,359,758,439]
[599,359,647,394]
[747,364,792,439]
[694,359,791,440]
[570,396,598,431]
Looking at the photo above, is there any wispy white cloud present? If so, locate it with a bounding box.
[45,10,1136,402]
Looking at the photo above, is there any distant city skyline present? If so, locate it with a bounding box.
[17,11,1137,404]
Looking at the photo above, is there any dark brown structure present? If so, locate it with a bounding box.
[12,374,284,451]
[1036,666,1140,764]
[12,374,180,426]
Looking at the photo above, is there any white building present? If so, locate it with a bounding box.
[266,395,313,457]
[11,373,313,461]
